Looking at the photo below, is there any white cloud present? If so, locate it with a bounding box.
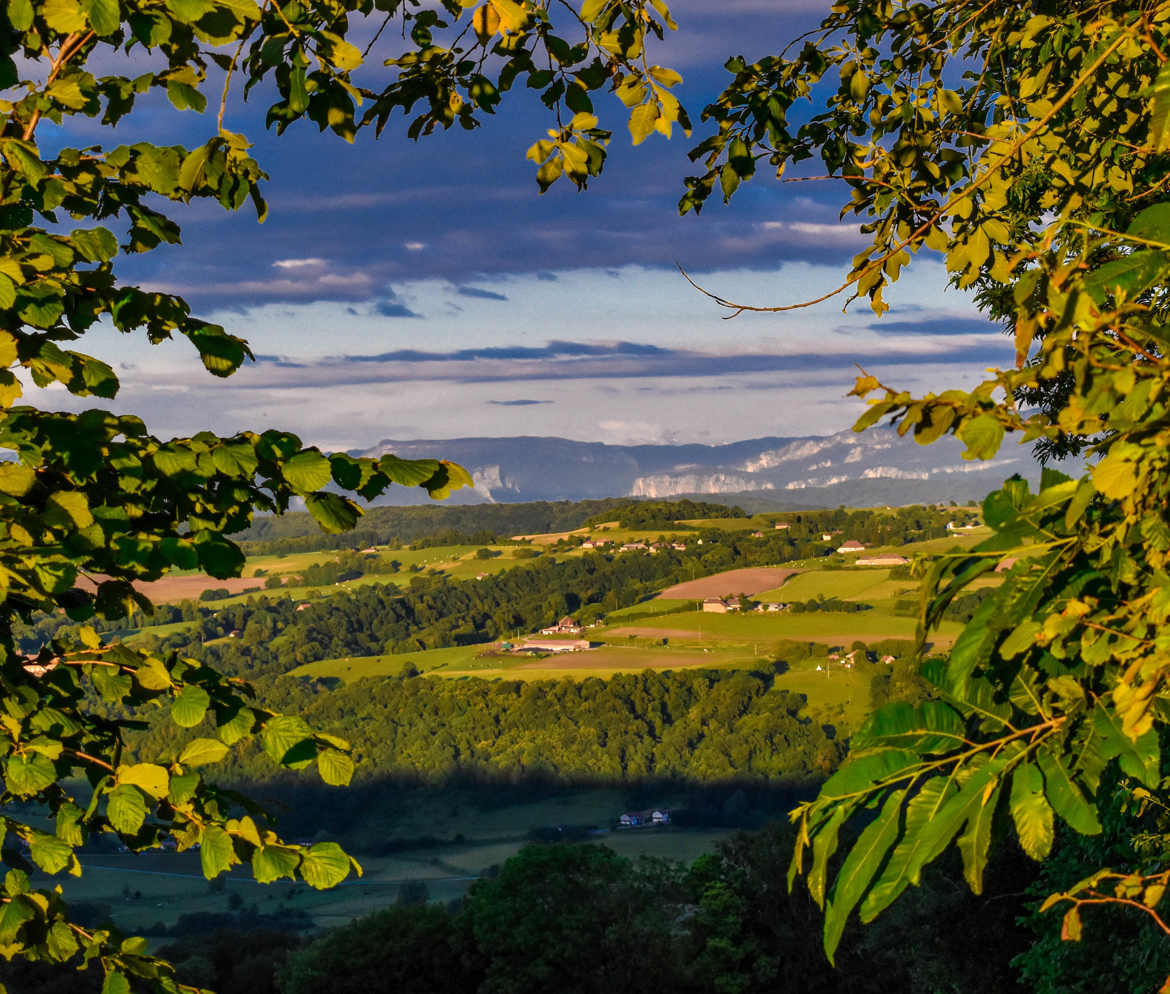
[404,241,426,252]
[272,258,326,269]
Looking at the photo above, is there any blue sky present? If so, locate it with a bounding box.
[33,0,1014,450]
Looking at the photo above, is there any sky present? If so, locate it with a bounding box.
[30,0,1015,451]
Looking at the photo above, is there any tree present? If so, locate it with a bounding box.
[672,0,1170,974]
[0,0,687,989]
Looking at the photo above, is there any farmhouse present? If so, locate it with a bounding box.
[702,596,742,613]
[540,615,583,635]
[774,522,790,530]
[836,540,867,553]
[618,809,671,828]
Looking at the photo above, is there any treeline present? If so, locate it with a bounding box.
[132,668,845,788]
[237,499,641,556]
[583,498,745,529]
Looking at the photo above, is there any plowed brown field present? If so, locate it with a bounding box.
[657,567,801,600]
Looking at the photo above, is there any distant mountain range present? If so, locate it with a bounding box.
[356,427,1046,508]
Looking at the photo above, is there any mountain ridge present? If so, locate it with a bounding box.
[355,427,1041,507]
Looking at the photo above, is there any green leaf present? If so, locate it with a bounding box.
[956,775,1001,893]
[1009,762,1054,860]
[171,684,211,728]
[1150,60,1170,153]
[101,970,131,994]
[299,842,352,889]
[1037,744,1101,835]
[283,450,333,493]
[0,463,35,497]
[851,700,966,755]
[860,778,957,922]
[262,715,314,766]
[117,763,169,799]
[200,825,236,878]
[1128,203,1170,245]
[819,748,921,800]
[316,748,354,786]
[28,832,73,875]
[81,0,120,35]
[106,784,148,835]
[823,788,907,963]
[1090,703,1160,788]
[179,737,230,768]
[957,414,1004,461]
[5,754,56,796]
[305,492,361,533]
[135,657,173,691]
[8,0,33,30]
[43,0,88,32]
[47,920,79,961]
[253,844,300,883]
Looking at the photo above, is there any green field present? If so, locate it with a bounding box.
[289,643,500,680]
[603,607,960,645]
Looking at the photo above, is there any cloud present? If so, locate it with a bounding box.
[456,286,509,302]
[337,340,671,363]
[867,317,1004,335]
[272,258,326,270]
[373,299,423,318]
[404,241,426,252]
[488,399,553,406]
[536,272,559,282]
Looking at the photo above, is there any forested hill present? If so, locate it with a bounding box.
[237,498,639,555]
[131,668,844,795]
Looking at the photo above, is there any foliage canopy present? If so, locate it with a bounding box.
[6,0,1170,986]
[689,0,1170,971]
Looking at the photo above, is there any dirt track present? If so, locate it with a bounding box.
[657,567,801,600]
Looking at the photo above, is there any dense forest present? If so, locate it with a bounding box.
[130,667,848,791]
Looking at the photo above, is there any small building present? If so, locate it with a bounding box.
[541,615,583,635]
[774,522,790,530]
[671,543,687,551]
[751,531,764,538]
[517,638,591,653]
[702,597,728,614]
[837,540,867,553]
[294,602,311,612]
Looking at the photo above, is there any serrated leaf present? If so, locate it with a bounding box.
[860,778,957,922]
[28,833,73,875]
[262,715,314,766]
[106,784,148,835]
[1037,744,1101,835]
[283,450,333,493]
[253,844,300,883]
[316,748,354,786]
[1009,763,1054,860]
[5,754,56,796]
[135,657,172,691]
[305,492,361,534]
[823,788,907,963]
[117,763,169,799]
[299,841,352,889]
[179,737,229,768]
[200,825,236,878]
[171,683,211,728]
[957,775,1001,894]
